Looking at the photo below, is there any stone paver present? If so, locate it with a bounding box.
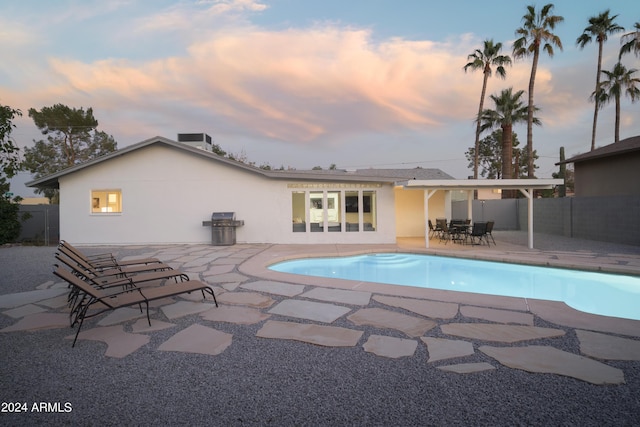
[460,305,534,325]
[363,335,418,358]
[256,320,363,347]
[158,324,233,356]
[69,325,150,358]
[1,312,70,332]
[216,291,275,308]
[269,299,351,323]
[2,303,48,319]
[0,288,69,308]
[421,337,475,362]
[441,323,565,343]
[202,264,236,276]
[480,345,625,385]
[205,272,250,284]
[437,362,496,374]
[577,329,640,361]
[160,301,216,320]
[373,295,458,319]
[348,308,436,337]
[98,307,152,326]
[131,319,176,333]
[301,287,371,305]
[36,295,70,309]
[241,280,305,297]
[200,305,271,324]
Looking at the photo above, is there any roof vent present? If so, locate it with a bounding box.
[177,133,213,151]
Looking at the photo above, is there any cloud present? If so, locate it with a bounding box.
[31,24,499,145]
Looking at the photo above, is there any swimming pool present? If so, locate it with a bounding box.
[269,253,640,321]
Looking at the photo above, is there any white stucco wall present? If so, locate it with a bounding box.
[59,144,396,245]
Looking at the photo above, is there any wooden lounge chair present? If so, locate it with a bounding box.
[53,266,218,347]
[59,240,163,269]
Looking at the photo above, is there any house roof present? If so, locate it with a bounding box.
[26,136,454,189]
[556,135,640,165]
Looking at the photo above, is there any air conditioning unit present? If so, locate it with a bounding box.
[177,133,213,151]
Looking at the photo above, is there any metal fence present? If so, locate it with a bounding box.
[17,205,60,245]
[453,195,640,246]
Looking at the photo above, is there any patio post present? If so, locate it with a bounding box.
[518,188,534,249]
[424,189,438,248]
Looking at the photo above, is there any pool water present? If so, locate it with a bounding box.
[269,253,640,321]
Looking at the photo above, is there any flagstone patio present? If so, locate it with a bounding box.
[1,239,640,387]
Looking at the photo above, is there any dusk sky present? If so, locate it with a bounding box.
[2,0,640,196]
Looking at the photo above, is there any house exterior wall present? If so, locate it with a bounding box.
[59,144,396,245]
[394,188,446,237]
[574,152,640,197]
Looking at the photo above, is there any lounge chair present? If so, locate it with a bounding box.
[55,252,189,289]
[58,245,172,277]
[53,266,218,347]
[59,240,163,269]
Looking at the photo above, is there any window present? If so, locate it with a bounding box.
[291,191,306,232]
[291,188,376,233]
[91,190,122,213]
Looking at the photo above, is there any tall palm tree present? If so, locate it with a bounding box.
[513,3,563,178]
[576,10,624,151]
[620,22,640,59]
[464,39,512,180]
[479,88,539,188]
[594,62,640,143]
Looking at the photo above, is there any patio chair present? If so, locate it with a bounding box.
[59,240,163,269]
[485,221,496,245]
[438,220,454,244]
[428,220,439,239]
[53,266,218,347]
[468,222,488,246]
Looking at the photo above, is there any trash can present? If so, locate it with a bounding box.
[202,212,244,246]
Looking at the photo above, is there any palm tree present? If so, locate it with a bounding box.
[594,62,640,143]
[464,39,512,180]
[513,3,563,178]
[479,88,540,189]
[576,10,624,151]
[620,22,640,59]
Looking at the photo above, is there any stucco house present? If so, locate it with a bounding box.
[28,135,561,247]
[556,135,640,197]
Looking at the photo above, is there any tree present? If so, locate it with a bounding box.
[513,3,563,178]
[463,39,512,180]
[465,130,531,179]
[0,104,22,181]
[576,10,624,151]
[23,105,117,200]
[620,22,640,59]
[479,88,539,197]
[0,103,24,244]
[594,62,640,143]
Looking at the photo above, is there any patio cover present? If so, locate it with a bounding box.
[398,179,564,249]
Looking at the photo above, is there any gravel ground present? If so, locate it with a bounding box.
[0,242,639,426]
